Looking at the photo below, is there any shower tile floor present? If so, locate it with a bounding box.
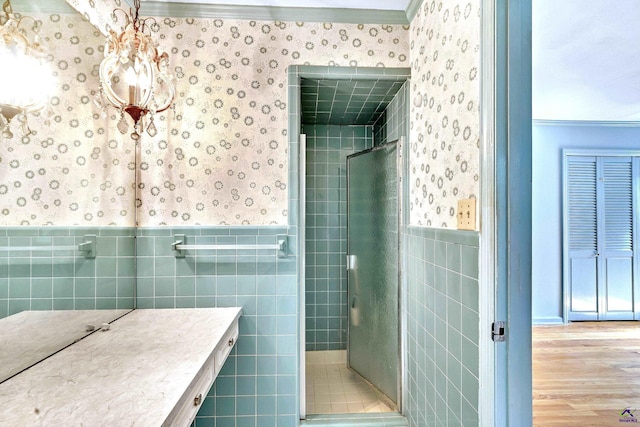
[306,350,396,415]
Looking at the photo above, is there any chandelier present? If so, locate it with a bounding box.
[98,0,175,140]
[0,0,55,140]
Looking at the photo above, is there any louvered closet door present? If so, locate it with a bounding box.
[567,157,599,320]
[566,155,636,321]
[598,157,634,320]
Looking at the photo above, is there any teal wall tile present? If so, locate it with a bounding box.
[405,227,480,427]
[128,226,296,425]
[0,227,136,321]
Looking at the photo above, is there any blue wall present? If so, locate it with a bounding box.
[532,121,640,323]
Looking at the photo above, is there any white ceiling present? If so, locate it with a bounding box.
[145,0,412,11]
[533,0,640,121]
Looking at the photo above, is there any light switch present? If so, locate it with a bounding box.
[457,198,477,231]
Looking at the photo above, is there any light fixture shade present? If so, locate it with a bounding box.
[0,0,55,139]
[98,1,175,140]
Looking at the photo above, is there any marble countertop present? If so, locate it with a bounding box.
[0,309,131,383]
[0,307,242,426]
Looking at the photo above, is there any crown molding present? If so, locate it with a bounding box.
[533,119,640,127]
[137,2,409,24]
[406,0,423,22]
[9,0,75,14]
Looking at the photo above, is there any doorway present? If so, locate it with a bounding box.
[288,65,410,420]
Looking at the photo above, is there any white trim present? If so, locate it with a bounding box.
[534,119,640,127]
[479,0,496,425]
[563,149,640,158]
[298,133,307,420]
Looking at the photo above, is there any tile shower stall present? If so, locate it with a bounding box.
[298,69,410,419]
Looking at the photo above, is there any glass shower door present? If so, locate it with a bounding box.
[347,141,399,405]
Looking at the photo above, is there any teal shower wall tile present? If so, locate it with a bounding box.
[446,270,462,303]
[53,279,73,298]
[176,278,195,297]
[135,236,154,256]
[214,396,235,416]
[446,243,461,273]
[31,261,53,278]
[31,299,52,311]
[154,277,175,297]
[9,299,30,314]
[117,237,135,256]
[461,245,479,278]
[9,278,30,298]
[96,279,117,297]
[75,298,95,310]
[9,259,30,277]
[236,355,257,376]
[96,236,117,256]
[116,296,135,309]
[236,377,257,396]
[74,259,96,277]
[461,306,479,346]
[52,298,73,310]
[154,297,175,309]
[237,295,257,316]
[96,298,117,309]
[116,278,135,298]
[75,278,95,298]
[196,296,216,308]
[31,278,52,298]
[96,257,117,277]
[118,256,138,279]
[460,276,479,311]
[0,298,9,319]
[239,315,258,337]
[154,256,176,277]
[51,259,73,277]
[461,366,479,410]
[136,257,155,277]
[434,241,447,267]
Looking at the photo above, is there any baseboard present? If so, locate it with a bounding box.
[532,316,564,325]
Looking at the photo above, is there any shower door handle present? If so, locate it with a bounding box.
[346,254,357,270]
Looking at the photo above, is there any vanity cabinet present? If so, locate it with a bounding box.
[0,307,241,426]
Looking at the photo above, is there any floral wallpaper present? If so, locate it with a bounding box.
[0,10,409,226]
[409,0,480,228]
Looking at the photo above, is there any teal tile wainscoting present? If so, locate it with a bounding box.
[0,227,135,319]
[405,227,480,427]
[134,226,299,427]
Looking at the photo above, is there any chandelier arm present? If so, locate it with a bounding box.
[110,8,131,30]
[2,0,11,20]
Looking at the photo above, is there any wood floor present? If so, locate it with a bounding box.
[533,321,640,426]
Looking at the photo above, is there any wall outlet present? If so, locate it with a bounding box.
[457,198,477,231]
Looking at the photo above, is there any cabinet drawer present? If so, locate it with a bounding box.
[215,321,239,373]
[163,353,215,427]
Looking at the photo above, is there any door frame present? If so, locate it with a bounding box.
[490,0,533,424]
[562,149,640,323]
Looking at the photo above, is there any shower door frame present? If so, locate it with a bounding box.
[345,138,405,409]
